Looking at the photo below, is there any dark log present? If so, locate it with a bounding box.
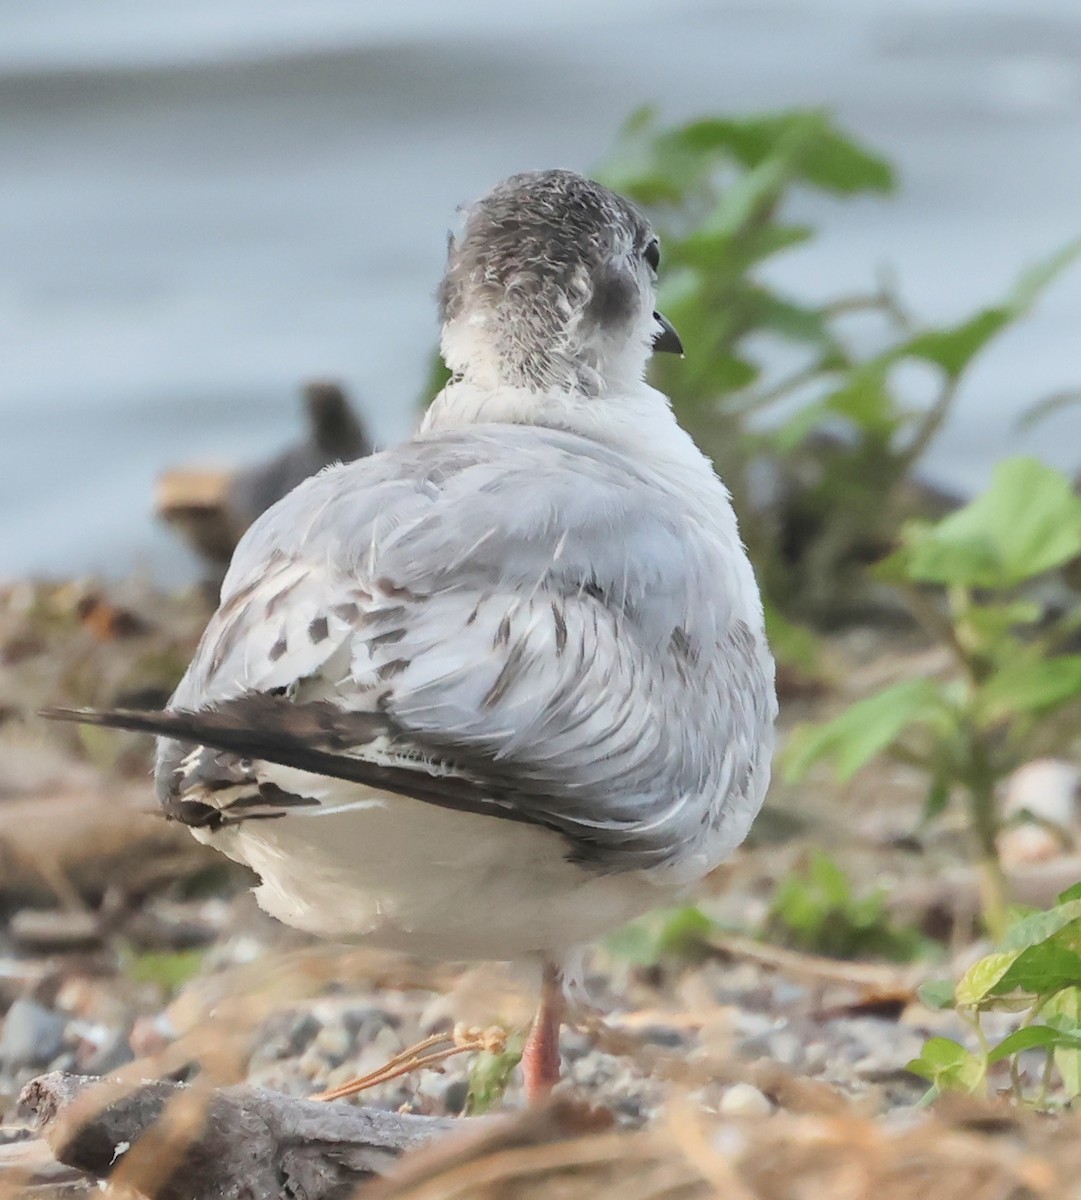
[19,1071,459,1200]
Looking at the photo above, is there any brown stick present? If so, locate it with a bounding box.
[19,1071,461,1200]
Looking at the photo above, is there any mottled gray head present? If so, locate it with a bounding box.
[438,170,681,395]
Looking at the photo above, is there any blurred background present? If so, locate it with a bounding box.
[9,1,1081,1166]
[5,0,1081,581]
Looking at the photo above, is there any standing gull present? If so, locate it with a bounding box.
[47,170,777,1100]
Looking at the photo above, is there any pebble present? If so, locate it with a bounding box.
[718,1082,774,1118]
[801,1040,830,1073]
[78,1026,135,1075]
[0,998,67,1069]
[766,1028,803,1066]
[637,1024,690,1049]
[313,1022,353,1065]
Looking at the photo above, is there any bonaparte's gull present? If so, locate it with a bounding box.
[48,169,777,1100]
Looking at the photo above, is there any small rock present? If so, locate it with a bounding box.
[314,1021,353,1065]
[0,999,67,1069]
[719,1082,773,1118]
[418,1072,470,1116]
[637,1024,689,1049]
[297,1046,329,1086]
[767,1029,803,1066]
[78,1026,135,1075]
[802,1040,830,1073]
[282,1012,323,1059]
[771,980,809,1007]
[441,1078,470,1115]
[611,1094,648,1123]
[344,1006,398,1043]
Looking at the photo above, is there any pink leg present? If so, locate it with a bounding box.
[521,960,564,1102]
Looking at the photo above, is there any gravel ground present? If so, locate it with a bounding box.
[1,579,1074,1199]
[0,880,967,1129]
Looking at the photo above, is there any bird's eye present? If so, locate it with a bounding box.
[644,239,660,272]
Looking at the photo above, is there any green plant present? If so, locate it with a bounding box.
[121,947,206,994]
[465,1031,525,1115]
[597,109,1081,626]
[604,904,715,966]
[909,885,1081,1106]
[786,458,1081,937]
[765,850,930,961]
[422,109,1078,634]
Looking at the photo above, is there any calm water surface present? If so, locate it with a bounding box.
[4,0,1081,578]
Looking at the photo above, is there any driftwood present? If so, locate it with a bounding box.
[19,1071,459,1200]
[0,787,213,907]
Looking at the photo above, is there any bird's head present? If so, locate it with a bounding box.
[438,170,681,397]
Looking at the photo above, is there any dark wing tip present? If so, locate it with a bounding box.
[38,705,168,735]
[40,705,101,724]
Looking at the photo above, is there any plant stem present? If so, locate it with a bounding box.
[900,376,960,473]
[968,749,1010,942]
[972,1015,991,1097]
[1040,1048,1056,1108]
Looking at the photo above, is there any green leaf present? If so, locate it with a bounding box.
[986,1023,1081,1064]
[956,600,1045,647]
[809,852,852,908]
[1059,884,1081,905]
[703,154,794,237]
[904,310,1012,380]
[678,111,895,194]
[1017,387,1081,431]
[955,951,1022,1007]
[821,362,897,435]
[773,398,833,453]
[1043,988,1081,1097]
[952,908,1081,1005]
[421,353,453,407]
[993,942,1081,997]
[1012,236,1081,311]
[921,776,951,824]
[605,905,714,965]
[765,850,927,961]
[917,979,956,1010]
[897,458,1081,588]
[762,603,821,675]
[595,108,697,206]
[739,222,816,264]
[906,1037,983,1092]
[981,656,1081,720]
[782,679,946,783]
[1001,899,1081,952]
[904,239,1081,380]
[752,293,837,348]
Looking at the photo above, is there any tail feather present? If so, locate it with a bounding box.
[39,700,543,833]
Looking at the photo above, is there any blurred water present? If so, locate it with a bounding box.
[4,0,1081,579]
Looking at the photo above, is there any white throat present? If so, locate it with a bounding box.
[439,287,657,401]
